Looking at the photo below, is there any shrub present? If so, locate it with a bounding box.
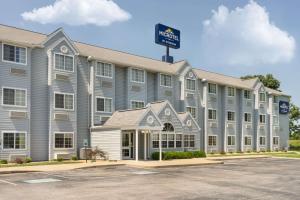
[57,158,64,162]
[25,157,32,163]
[0,160,8,164]
[15,158,24,164]
[220,151,226,155]
[71,156,78,161]
[151,151,206,160]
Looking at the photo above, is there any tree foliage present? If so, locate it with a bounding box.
[241,74,281,90]
[289,103,300,139]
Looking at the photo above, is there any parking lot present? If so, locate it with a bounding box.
[0,158,299,200]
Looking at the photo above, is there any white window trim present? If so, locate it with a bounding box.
[53,132,75,150]
[208,82,217,95]
[259,92,266,102]
[227,110,236,122]
[208,108,217,121]
[259,136,266,146]
[244,112,252,123]
[259,114,266,124]
[1,86,27,108]
[2,43,27,66]
[244,90,252,100]
[273,96,279,104]
[273,136,280,146]
[130,100,145,109]
[208,135,217,147]
[1,131,27,151]
[186,106,197,119]
[130,68,145,84]
[54,53,75,73]
[96,96,113,113]
[185,78,196,91]
[244,136,252,146]
[159,73,172,88]
[54,92,75,111]
[227,87,235,97]
[95,61,114,79]
[227,135,236,146]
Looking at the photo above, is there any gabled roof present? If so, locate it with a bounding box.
[265,87,290,97]
[177,112,201,131]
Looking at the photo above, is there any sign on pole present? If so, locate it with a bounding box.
[279,101,289,114]
[155,23,180,49]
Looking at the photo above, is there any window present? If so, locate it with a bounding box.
[259,92,266,102]
[208,83,217,94]
[186,79,196,90]
[186,107,196,118]
[259,114,266,124]
[55,93,74,110]
[259,136,266,146]
[228,87,235,97]
[54,133,74,149]
[162,123,174,132]
[189,135,195,147]
[131,68,144,83]
[208,109,217,120]
[176,134,182,148]
[244,90,251,99]
[162,134,167,148]
[3,44,26,64]
[152,133,159,148]
[96,97,112,112]
[244,113,252,123]
[131,101,144,109]
[55,54,74,72]
[184,135,189,147]
[227,136,236,146]
[160,74,172,87]
[273,115,279,124]
[227,111,235,121]
[96,62,113,78]
[273,96,279,103]
[273,137,279,146]
[208,135,217,146]
[2,132,26,150]
[184,135,195,148]
[244,136,252,146]
[168,134,175,148]
[2,88,26,107]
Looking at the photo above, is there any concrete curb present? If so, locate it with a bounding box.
[127,161,224,169]
[207,155,271,161]
[0,170,40,175]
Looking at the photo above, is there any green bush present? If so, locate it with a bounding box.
[151,151,206,160]
[57,158,64,162]
[71,156,78,161]
[25,157,32,163]
[0,160,8,164]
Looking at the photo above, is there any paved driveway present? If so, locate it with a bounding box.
[0,158,299,200]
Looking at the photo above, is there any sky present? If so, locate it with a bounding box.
[0,0,299,106]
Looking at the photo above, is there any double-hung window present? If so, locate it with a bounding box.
[183,135,195,148]
[259,92,266,102]
[152,134,159,148]
[244,113,252,123]
[259,136,266,146]
[176,134,182,148]
[131,68,144,83]
[273,137,279,146]
[55,54,74,72]
[2,87,26,107]
[162,134,168,148]
[208,83,217,94]
[208,135,217,146]
[131,101,145,109]
[244,90,251,99]
[227,136,236,146]
[54,133,74,149]
[273,115,279,124]
[244,136,252,146]
[186,79,196,90]
[259,114,266,124]
[227,111,235,121]
[160,74,172,87]
[186,107,196,118]
[96,62,113,78]
[208,109,217,120]
[228,87,235,97]
[55,93,74,110]
[2,132,26,150]
[96,97,112,113]
[3,44,26,64]
[168,134,175,148]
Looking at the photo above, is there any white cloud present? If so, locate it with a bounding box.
[200,0,296,67]
[21,0,131,26]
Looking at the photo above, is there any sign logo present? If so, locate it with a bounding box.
[279,101,289,114]
[155,23,180,49]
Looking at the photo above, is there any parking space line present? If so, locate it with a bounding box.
[0,179,17,186]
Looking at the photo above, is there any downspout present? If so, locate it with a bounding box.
[88,56,94,146]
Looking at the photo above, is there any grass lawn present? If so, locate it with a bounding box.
[0,160,81,168]
[289,140,300,150]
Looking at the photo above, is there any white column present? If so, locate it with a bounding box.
[202,81,208,153]
[135,129,139,161]
[144,132,147,160]
[268,95,273,151]
[159,131,162,161]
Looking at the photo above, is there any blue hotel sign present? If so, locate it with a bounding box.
[279,101,289,114]
[155,23,180,49]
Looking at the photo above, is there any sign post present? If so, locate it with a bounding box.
[155,23,180,63]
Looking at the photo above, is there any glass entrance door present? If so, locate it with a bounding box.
[122,132,133,159]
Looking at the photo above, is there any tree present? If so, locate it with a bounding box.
[241,74,281,90]
[289,103,300,139]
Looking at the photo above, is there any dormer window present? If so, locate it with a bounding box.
[3,44,26,64]
[55,53,74,72]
